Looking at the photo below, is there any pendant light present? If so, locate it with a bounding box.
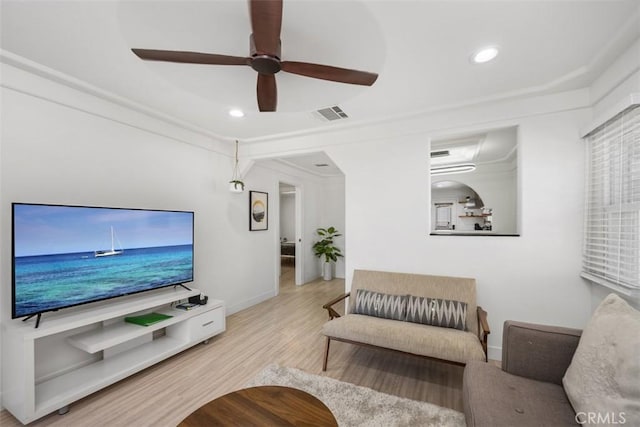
[229,140,245,193]
[430,163,476,176]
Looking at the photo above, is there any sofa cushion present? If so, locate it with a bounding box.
[463,361,576,427]
[563,293,640,425]
[406,296,467,330]
[323,314,485,364]
[353,289,407,321]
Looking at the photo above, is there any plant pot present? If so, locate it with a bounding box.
[322,262,333,281]
[229,181,244,193]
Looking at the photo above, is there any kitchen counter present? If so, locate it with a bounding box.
[430,231,519,237]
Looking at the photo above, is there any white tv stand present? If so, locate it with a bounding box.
[1,287,225,424]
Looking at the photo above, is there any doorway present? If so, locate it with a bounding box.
[279,182,299,291]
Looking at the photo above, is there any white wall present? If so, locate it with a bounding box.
[589,38,640,121]
[324,109,592,360]
[319,176,346,279]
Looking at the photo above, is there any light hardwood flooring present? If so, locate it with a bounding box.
[1,264,467,426]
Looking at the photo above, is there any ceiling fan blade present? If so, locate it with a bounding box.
[281,61,378,86]
[132,49,250,66]
[257,74,277,112]
[249,0,282,56]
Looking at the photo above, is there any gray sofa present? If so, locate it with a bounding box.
[321,269,490,371]
[463,320,582,426]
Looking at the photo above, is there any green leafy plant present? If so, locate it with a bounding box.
[313,227,344,263]
[229,180,245,191]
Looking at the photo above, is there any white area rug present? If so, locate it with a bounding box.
[245,364,466,427]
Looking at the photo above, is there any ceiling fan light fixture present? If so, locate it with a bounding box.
[229,109,245,118]
[430,163,477,176]
[471,46,499,64]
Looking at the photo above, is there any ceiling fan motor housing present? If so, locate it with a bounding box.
[250,34,281,74]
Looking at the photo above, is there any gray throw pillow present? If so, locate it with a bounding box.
[353,289,406,321]
[406,296,467,331]
[563,293,640,426]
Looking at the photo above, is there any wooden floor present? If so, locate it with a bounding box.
[1,265,466,426]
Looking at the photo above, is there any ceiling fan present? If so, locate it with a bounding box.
[131,0,378,112]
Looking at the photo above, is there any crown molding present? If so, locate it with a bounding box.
[0,50,232,150]
[581,93,640,137]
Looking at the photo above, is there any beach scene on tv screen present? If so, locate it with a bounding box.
[13,204,194,318]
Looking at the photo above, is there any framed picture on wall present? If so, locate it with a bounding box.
[249,191,268,231]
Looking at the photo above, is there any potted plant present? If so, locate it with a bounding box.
[229,180,245,192]
[313,227,343,280]
[229,140,245,193]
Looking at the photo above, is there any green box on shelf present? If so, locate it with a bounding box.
[124,312,172,326]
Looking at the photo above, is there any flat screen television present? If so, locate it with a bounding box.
[12,203,194,321]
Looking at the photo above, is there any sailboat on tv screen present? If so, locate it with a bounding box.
[95,226,123,257]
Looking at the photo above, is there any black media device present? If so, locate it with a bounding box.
[189,295,208,305]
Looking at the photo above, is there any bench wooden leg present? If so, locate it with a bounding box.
[322,337,331,371]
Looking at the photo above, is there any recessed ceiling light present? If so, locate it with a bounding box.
[471,47,499,64]
[229,109,244,118]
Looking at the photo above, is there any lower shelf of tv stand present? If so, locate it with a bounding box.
[36,335,187,418]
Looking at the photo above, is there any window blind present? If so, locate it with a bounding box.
[582,105,640,296]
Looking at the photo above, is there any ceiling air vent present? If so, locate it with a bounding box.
[315,106,349,121]
[430,150,450,158]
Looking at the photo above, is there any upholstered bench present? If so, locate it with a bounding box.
[321,269,490,370]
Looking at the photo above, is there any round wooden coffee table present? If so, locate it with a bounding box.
[178,385,338,426]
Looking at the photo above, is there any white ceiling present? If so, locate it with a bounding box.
[272,152,343,177]
[1,1,638,144]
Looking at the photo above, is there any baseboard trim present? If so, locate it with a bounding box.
[487,345,502,362]
[226,290,276,316]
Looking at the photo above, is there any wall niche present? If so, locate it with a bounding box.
[430,126,519,236]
